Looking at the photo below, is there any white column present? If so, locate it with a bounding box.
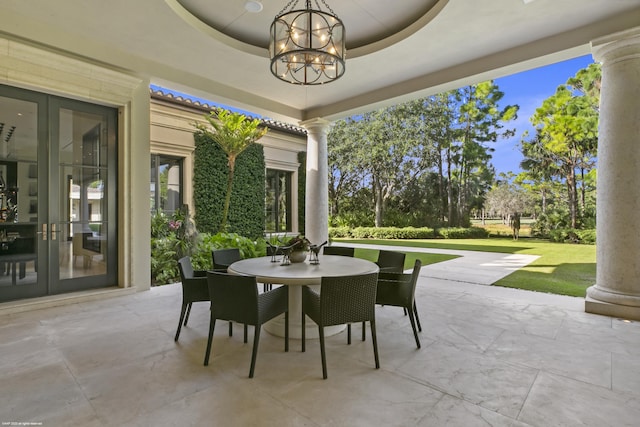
[586,28,640,320]
[300,118,332,245]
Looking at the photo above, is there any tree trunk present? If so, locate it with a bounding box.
[446,148,453,226]
[374,177,383,227]
[220,158,235,232]
[438,151,445,222]
[567,167,578,229]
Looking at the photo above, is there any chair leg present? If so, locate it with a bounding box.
[370,319,380,369]
[347,324,351,345]
[204,317,217,366]
[244,324,248,343]
[407,306,421,349]
[414,302,422,332]
[319,326,328,379]
[229,321,233,337]
[184,302,193,326]
[175,303,187,341]
[249,324,261,378]
[362,321,366,341]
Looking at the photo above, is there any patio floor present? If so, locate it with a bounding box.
[1,246,640,426]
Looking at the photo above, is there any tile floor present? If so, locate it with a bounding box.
[1,248,639,426]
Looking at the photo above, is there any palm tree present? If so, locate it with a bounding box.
[194,109,268,232]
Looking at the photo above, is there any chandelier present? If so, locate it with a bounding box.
[269,0,346,85]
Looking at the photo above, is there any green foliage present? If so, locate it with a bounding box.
[193,129,265,239]
[520,63,599,229]
[436,227,489,239]
[297,151,306,232]
[327,80,517,230]
[330,226,436,239]
[548,228,595,244]
[150,208,200,285]
[193,109,268,232]
[189,232,265,271]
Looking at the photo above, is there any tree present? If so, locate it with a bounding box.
[522,64,600,228]
[194,109,268,232]
[327,118,364,220]
[448,82,518,226]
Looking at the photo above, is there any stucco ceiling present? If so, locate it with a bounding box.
[1,0,639,123]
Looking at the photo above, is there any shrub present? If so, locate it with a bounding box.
[329,226,436,239]
[190,232,266,271]
[437,227,489,239]
[151,208,200,285]
[548,228,595,244]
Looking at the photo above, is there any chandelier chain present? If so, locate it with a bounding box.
[276,0,300,17]
[317,0,338,17]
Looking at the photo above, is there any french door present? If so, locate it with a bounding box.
[0,85,117,302]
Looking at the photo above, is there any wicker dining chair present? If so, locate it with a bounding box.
[211,248,241,271]
[175,256,209,342]
[204,271,289,378]
[348,259,423,347]
[375,250,406,273]
[322,246,355,257]
[375,259,423,348]
[301,272,380,379]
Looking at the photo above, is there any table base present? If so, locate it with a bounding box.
[264,284,346,339]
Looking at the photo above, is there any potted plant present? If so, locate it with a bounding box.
[285,235,310,263]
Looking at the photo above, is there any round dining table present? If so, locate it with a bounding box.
[228,254,379,339]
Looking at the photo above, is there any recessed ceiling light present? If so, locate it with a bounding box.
[245,1,263,13]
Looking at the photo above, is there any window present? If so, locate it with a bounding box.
[265,169,292,232]
[150,154,183,214]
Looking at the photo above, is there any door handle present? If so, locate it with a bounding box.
[36,223,47,241]
[51,223,58,241]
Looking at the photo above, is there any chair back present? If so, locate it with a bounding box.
[319,272,378,326]
[206,271,259,325]
[376,250,406,273]
[212,248,241,270]
[377,259,421,305]
[178,256,195,281]
[322,246,355,257]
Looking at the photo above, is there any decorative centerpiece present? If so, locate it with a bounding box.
[285,235,310,263]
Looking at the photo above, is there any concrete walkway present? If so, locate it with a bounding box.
[343,242,540,285]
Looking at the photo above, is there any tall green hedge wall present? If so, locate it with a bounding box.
[297,151,306,233]
[193,132,266,239]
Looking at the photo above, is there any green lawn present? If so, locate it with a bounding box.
[339,238,596,298]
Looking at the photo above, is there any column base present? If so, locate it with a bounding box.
[585,285,640,320]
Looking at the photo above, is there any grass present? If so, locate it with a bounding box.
[339,237,596,298]
[353,247,459,269]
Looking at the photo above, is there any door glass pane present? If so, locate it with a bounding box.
[58,109,108,279]
[0,96,38,290]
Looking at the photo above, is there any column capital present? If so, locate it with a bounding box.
[592,27,640,63]
[299,117,333,133]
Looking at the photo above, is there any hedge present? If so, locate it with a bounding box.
[193,132,265,240]
[329,226,489,239]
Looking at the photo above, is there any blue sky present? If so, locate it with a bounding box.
[492,54,595,176]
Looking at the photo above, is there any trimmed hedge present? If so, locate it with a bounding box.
[329,226,489,240]
[298,151,306,233]
[193,132,265,240]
